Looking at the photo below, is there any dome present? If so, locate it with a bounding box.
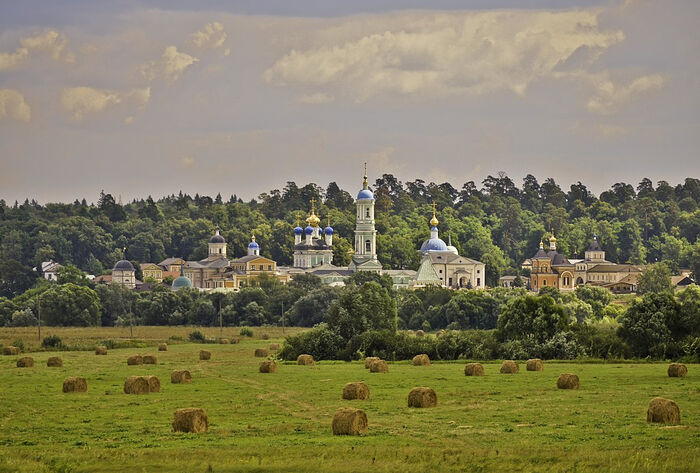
[420,237,448,252]
[305,226,314,235]
[357,189,374,200]
[209,230,225,244]
[324,226,334,235]
[588,234,602,251]
[248,241,259,249]
[446,245,459,255]
[113,260,134,271]
[171,275,192,290]
[293,226,303,235]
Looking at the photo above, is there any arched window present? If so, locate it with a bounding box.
[365,208,370,218]
[365,240,371,252]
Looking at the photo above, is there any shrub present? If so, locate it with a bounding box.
[169,335,184,342]
[278,324,345,361]
[12,339,25,351]
[239,327,254,338]
[188,330,206,343]
[41,335,63,349]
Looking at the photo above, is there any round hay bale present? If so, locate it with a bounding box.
[127,355,143,366]
[199,350,211,360]
[95,346,107,355]
[3,346,20,355]
[364,356,380,369]
[500,360,519,374]
[173,408,209,433]
[406,330,415,336]
[259,360,277,373]
[62,377,87,393]
[668,363,687,378]
[269,343,280,351]
[254,348,269,358]
[415,330,425,337]
[464,363,485,376]
[297,354,315,366]
[342,382,370,400]
[143,355,157,365]
[230,338,240,344]
[408,387,437,408]
[158,343,168,351]
[557,373,580,390]
[332,407,368,436]
[436,329,446,338]
[526,359,544,372]
[369,359,389,373]
[412,354,430,366]
[47,356,63,367]
[647,397,681,424]
[171,370,192,384]
[16,357,34,368]
[124,376,150,394]
[143,375,161,392]
[261,334,270,340]
[219,338,230,344]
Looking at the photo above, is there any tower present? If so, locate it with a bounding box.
[350,163,382,272]
[247,234,260,256]
[208,228,227,259]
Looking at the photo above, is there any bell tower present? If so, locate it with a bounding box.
[349,163,382,272]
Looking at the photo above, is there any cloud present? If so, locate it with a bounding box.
[264,10,624,101]
[298,92,334,104]
[586,74,665,115]
[190,22,227,49]
[20,30,74,63]
[0,48,29,70]
[0,29,75,70]
[0,89,31,122]
[60,86,150,120]
[142,46,198,82]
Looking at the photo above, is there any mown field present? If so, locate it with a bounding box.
[0,330,699,473]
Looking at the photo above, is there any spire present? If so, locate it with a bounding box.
[251,233,256,242]
[363,162,368,189]
[549,229,557,251]
[296,212,301,227]
[430,202,439,227]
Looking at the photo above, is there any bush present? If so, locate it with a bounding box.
[188,330,206,343]
[239,327,254,337]
[41,335,63,349]
[12,339,25,351]
[278,324,345,361]
[169,335,184,342]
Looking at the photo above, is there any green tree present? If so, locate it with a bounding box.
[618,292,680,358]
[40,283,101,326]
[637,263,673,295]
[496,295,568,344]
[575,285,613,318]
[444,290,497,329]
[325,282,396,340]
[56,264,93,287]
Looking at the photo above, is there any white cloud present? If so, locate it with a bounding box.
[190,22,227,49]
[142,46,198,82]
[586,74,665,115]
[60,86,150,120]
[298,92,334,104]
[0,48,29,70]
[264,10,624,101]
[0,89,31,122]
[20,30,74,63]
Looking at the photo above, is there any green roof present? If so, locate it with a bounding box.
[171,275,193,290]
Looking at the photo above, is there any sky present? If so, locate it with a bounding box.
[0,0,698,204]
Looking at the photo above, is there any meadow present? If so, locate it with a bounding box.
[0,328,698,473]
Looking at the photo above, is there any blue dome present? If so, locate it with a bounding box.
[357,189,374,200]
[248,241,259,249]
[324,226,334,235]
[420,238,448,252]
[305,226,314,235]
[171,275,192,290]
[293,226,303,235]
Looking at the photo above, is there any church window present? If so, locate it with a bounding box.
[365,208,370,218]
[365,240,371,252]
[543,280,547,286]
[477,278,480,286]
[268,265,272,270]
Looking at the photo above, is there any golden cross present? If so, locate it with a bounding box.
[296,212,301,226]
[432,201,437,215]
[310,197,316,213]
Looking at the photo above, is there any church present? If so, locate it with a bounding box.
[158,165,487,291]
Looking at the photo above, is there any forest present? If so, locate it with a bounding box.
[0,173,699,301]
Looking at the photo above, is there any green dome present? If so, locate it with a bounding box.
[171,275,192,290]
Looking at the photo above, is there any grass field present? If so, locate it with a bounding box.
[0,331,699,472]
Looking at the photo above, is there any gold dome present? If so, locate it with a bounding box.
[430,201,439,226]
[305,198,321,227]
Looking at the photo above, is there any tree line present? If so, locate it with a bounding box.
[1,175,698,300]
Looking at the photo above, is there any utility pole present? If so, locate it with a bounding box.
[281,301,285,334]
[37,292,41,342]
[129,296,133,338]
[219,294,223,338]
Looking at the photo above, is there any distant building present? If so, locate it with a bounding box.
[39,260,63,281]
[112,260,136,289]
